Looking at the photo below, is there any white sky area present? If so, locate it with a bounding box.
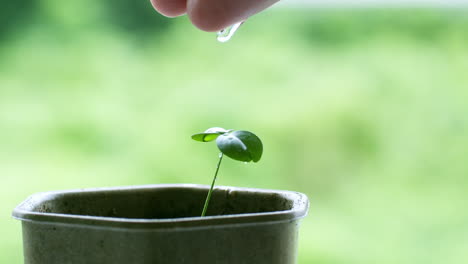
[278,0,468,7]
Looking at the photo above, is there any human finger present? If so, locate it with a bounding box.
[187,0,279,32]
[150,0,187,17]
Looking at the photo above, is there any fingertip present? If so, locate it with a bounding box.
[187,0,238,32]
[150,0,187,18]
[187,12,228,32]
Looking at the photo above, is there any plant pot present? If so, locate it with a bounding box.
[12,184,309,264]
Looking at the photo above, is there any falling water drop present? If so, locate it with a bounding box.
[217,21,244,43]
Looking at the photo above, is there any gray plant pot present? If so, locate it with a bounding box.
[12,184,309,264]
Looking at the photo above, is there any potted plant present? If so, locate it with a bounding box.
[13,128,309,264]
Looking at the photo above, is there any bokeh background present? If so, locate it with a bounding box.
[2,0,468,263]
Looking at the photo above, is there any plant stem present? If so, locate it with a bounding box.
[201,152,224,217]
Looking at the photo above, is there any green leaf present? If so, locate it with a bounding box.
[191,127,228,142]
[216,130,263,162]
[191,133,220,142]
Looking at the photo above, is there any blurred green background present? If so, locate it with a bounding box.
[1,1,468,263]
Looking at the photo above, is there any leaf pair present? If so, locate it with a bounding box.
[192,127,263,163]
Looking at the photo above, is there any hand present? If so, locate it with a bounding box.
[150,0,279,32]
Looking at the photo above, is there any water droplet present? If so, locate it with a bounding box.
[218,153,223,158]
[243,162,248,165]
[217,21,244,43]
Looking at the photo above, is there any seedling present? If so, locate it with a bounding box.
[192,127,263,217]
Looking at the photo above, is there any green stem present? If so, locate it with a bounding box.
[201,152,224,217]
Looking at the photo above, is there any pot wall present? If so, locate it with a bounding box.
[22,219,299,264]
[14,184,309,264]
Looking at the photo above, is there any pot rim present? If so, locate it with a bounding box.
[12,184,309,230]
